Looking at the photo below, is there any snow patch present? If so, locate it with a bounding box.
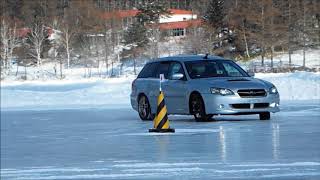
[262,172,320,178]
[123,167,203,173]
[230,162,320,167]
[9,173,163,180]
[212,168,284,173]
[113,162,212,168]
[256,72,320,100]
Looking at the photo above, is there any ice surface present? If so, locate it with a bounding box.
[1,103,320,179]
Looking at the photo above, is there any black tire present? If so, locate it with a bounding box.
[259,112,270,120]
[138,95,153,121]
[190,93,213,121]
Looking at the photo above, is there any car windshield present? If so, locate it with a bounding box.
[184,60,249,79]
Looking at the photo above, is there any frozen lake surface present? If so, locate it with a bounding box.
[1,101,320,179]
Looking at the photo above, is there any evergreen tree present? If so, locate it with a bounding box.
[136,1,171,25]
[203,0,233,57]
[135,1,170,58]
[205,0,225,28]
[123,23,148,48]
[122,23,148,75]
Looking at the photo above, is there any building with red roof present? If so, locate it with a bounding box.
[101,9,201,37]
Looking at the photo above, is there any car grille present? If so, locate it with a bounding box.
[231,103,269,109]
[254,103,269,108]
[231,104,250,109]
[237,89,266,98]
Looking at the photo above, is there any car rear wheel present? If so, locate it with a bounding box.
[259,112,270,120]
[138,95,153,121]
[190,94,213,121]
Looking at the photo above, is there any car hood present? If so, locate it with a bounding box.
[194,77,272,90]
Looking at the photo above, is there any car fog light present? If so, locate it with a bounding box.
[270,103,276,107]
[270,103,279,108]
[219,104,224,109]
[269,86,278,94]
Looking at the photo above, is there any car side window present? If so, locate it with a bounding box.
[168,62,185,80]
[137,62,158,78]
[153,62,170,79]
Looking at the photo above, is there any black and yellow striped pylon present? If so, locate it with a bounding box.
[149,91,175,133]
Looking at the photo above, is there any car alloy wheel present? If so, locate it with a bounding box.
[138,95,152,121]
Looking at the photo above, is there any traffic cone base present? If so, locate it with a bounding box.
[149,128,175,133]
[149,91,175,133]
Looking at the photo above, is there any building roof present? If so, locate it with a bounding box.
[169,9,194,15]
[17,27,54,38]
[100,9,195,19]
[17,28,31,38]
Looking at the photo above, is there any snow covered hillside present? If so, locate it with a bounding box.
[1,72,319,111]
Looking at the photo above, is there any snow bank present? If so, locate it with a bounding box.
[1,72,319,111]
[256,72,320,100]
[1,76,135,111]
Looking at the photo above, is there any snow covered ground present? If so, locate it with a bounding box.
[1,76,135,110]
[255,72,320,100]
[1,71,319,111]
[241,49,320,70]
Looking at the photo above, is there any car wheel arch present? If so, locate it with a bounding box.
[189,91,206,114]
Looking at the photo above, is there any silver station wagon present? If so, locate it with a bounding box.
[131,55,280,121]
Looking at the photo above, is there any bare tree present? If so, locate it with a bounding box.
[101,15,122,76]
[257,0,284,67]
[60,24,75,69]
[58,8,78,69]
[228,0,255,59]
[0,18,20,76]
[295,0,319,68]
[27,21,46,70]
[47,16,64,79]
[184,26,213,54]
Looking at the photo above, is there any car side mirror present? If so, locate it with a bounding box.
[171,73,184,80]
[248,71,255,77]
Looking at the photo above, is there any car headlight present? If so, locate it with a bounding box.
[210,87,234,96]
[269,86,278,94]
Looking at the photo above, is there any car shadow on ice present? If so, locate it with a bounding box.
[168,115,260,122]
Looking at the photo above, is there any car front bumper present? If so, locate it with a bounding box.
[201,93,280,115]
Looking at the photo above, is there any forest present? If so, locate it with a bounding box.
[1,0,319,79]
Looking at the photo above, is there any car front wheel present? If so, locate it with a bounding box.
[259,112,270,120]
[190,94,213,121]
